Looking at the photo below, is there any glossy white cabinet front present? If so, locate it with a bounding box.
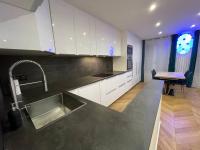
[0,0,121,56]
[49,0,76,54]
[100,75,118,106]
[95,18,121,56]
[75,9,91,55]
[35,0,55,52]
[70,82,101,104]
[0,0,54,52]
[69,71,133,107]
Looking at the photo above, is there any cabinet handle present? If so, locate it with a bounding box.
[127,79,132,83]
[106,88,117,95]
[119,83,126,88]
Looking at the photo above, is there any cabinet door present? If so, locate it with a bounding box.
[35,0,55,53]
[100,76,118,106]
[125,71,133,91]
[75,9,91,55]
[113,30,121,56]
[117,73,127,97]
[89,16,97,55]
[95,19,110,56]
[77,82,101,104]
[108,27,121,56]
[0,2,41,50]
[49,0,76,54]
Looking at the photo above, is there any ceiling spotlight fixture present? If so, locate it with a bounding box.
[158,31,163,35]
[82,32,87,36]
[155,22,161,27]
[190,24,196,28]
[197,12,200,16]
[149,3,157,12]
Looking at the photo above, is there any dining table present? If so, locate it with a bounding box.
[155,72,185,95]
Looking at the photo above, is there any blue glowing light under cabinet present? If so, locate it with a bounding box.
[176,33,193,55]
[109,46,114,56]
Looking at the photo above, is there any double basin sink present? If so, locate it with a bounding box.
[24,92,86,130]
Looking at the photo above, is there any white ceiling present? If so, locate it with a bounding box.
[64,0,200,39]
[0,0,43,11]
[0,0,43,22]
[0,2,30,23]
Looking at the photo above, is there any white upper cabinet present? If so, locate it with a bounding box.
[89,15,97,55]
[75,9,91,55]
[111,28,121,56]
[95,19,110,56]
[95,18,121,56]
[35,0,55,53]
[0,0,121,56]
[49,0,76,54]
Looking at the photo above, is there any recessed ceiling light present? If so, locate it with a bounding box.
[155,22,161,27]
[197,12,200,16]
[82,32,87,36]
[190,24,196,28]
[3,39,7,42]
[149,3,157,12]
[158,31,163,35]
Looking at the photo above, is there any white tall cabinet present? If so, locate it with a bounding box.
[113,31,142,86]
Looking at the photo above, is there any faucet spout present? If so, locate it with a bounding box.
[9,60,48,110]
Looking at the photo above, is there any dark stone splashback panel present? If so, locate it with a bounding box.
[0,55,113,95]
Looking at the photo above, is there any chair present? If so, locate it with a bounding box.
[151,69,157,79]
[151,69,161,80]
[175,71,193,93]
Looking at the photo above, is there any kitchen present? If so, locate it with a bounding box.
[0,0,200,150]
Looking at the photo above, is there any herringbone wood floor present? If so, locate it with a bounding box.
[110,83,200,150]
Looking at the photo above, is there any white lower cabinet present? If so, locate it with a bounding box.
[100,75,119,106]
[69,89,79,95]
[70,82,101,104]
[69,71,134,106]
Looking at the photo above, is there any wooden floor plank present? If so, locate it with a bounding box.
[110,83,200,150]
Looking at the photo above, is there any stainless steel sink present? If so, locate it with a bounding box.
[25,93,86,129]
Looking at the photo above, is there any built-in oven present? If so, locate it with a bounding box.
[127,45,133,70]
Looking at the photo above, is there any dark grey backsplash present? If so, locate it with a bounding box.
[0,55,113,96]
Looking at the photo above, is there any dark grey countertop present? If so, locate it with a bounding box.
[4,78,163,150]
[18,71,128,104]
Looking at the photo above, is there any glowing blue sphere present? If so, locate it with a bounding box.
[176,34,193,55]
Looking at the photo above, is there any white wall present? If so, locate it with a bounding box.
[144,37,171,82]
